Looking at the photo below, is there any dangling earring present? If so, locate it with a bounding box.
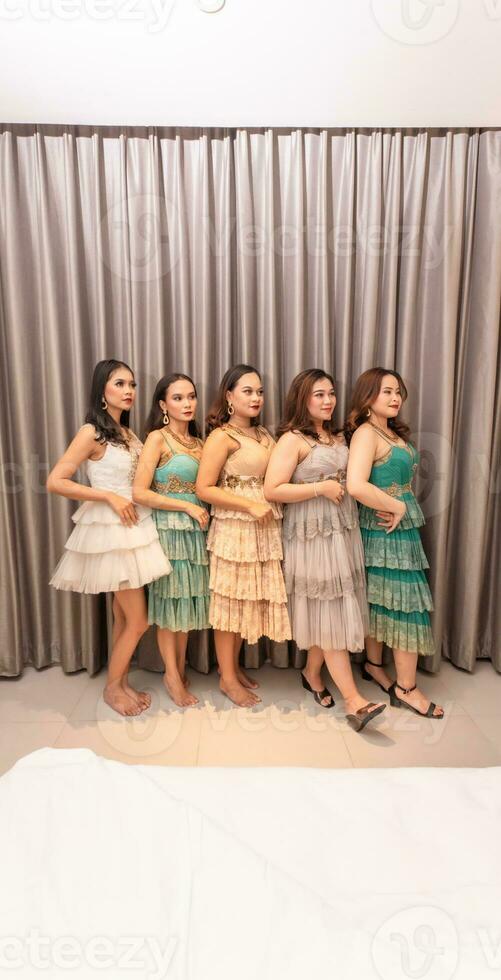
[227,402,234,416]
[163,411,170,425]
[102,398,108,410]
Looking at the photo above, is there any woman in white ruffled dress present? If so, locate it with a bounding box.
[47,359,171,716]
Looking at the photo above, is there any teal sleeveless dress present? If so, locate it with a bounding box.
[148,432,210,632]
[358,434,434,655]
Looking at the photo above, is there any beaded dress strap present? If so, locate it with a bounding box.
[293,429,316,449]
[160,430,178,456]
[223,424,271,448]
[160,430,202,458]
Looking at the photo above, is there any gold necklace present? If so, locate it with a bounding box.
[226,422,264,443]
[316,431,334,446]
[165,426,199,450]
[369,421,399,443]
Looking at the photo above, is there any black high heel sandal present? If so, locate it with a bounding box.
[361,657,391,694]
[389,681,444,719]
[346,701,386,732]
[300,672,335,709]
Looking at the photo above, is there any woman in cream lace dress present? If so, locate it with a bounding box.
[196,364,291,707]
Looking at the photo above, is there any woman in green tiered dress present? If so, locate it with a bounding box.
[346,368,444,719]
[133,373,210,707]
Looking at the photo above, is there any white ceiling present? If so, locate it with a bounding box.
[0,0,499,126]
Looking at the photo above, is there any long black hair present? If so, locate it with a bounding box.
[144,373,201,438]
[85,359,134,448]
[205,364,262,433]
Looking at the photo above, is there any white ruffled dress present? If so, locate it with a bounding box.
[49,436,171,594]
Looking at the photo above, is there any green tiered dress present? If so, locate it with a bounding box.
[358,432,435,655]
[148,432,210,632]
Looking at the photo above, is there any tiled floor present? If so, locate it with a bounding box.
[1,660,500,774]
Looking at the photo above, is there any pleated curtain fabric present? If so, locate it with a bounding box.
[0,125,499,676]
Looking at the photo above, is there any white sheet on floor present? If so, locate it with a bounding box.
[0,749,500,979]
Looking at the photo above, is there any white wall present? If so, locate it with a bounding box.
[0,0,500,126]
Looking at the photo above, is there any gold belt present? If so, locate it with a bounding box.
[297,469,347,485]
[383,482,412,497]
[221,474,264,489]
[154,476,197,494]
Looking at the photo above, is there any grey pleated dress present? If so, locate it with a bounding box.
[282,435,370,652]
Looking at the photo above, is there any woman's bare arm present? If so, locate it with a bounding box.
[196,429,255,514]
[264,432,316,502]
[46,425,113,503]
[346,426,405,514]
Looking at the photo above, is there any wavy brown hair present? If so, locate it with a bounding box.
[206,364,262,434]
[276,369,341,441]
[144,373,201,438]
[344,367,410,444]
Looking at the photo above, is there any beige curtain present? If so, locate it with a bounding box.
[0,125,499,677]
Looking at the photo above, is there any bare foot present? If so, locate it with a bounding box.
[220,678,261,707]
[217,666,259,690]
[363,662,393,693]
[394,684,444,718]
[163,672,199,707]
[235,667,259,689]
[103,684,142,717]
[120,678,151,710]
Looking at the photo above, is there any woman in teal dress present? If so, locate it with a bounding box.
[133,373,210,707]
[346,367,444,719]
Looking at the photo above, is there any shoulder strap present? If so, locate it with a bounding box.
[258,425,274,444]
[160,431,176,455]
[221,424,242,448]
[292,429,315,448]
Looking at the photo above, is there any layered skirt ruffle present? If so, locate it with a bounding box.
[148,499,210,632]
[359,491,435,655]
[207,482,291,645]
[283,493,370,653]
[49,498,171,594]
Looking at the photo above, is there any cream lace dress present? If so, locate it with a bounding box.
[207,425,292,645]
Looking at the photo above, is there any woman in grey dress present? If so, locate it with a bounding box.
[264,369,386,731]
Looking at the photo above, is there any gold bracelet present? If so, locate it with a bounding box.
[313,483,318,498]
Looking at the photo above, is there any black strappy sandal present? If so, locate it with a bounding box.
[361,657,392,694]
[346,701,386,732]
[300,672,335,709]
[389,681,444,718]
